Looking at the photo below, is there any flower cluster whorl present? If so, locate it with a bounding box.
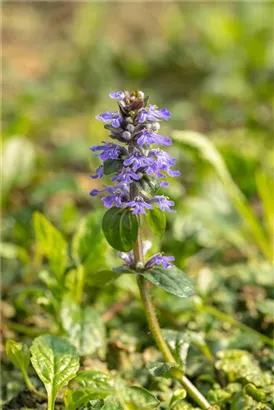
[90,90,180,216]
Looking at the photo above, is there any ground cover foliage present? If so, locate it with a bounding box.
[1,2,274,410]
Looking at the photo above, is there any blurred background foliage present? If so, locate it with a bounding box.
[1,2,274,409]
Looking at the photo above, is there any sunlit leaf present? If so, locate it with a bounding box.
[5,340,30,380]
[33,212,67,278]
[140,266,194,298]
[64,388,108,410]
[30,335,79,410]
[116,383,159,410]
[61,298,106,357]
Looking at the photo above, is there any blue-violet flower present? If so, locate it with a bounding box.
[90,90,178,267]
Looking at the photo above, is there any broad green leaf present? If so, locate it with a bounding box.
[116,384,159,410]
[74,370,113,391]
[101,397,123,410]
[30,335,79,410]
[147,207,166,238]
[140,266,194,298]
[5,340,30,380]
[33,212,67,278]
[168,389,187,409]
[64,371,114,409]
[72,211,106,266]
[146,361,180,378]
[162,330,190,369]
[102,207,138,252]
[172,131,272,261]
[104,159,123,175]
[61,299,106,356]
[64,388,109,410]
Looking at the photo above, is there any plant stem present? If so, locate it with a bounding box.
[137,275,174,362]
[202,304,274,348]
[22,371,63,404]
[133,232,211,409]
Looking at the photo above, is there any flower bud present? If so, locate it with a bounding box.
[122,131,131,140]
[126,124,135,132]
[126,117,133,123]
[138,91,144,100]
[136,261,144,270]
[151,122,160,131]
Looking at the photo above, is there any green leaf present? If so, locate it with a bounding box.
[102,207,138,252]
[64,388,108,410]
[113,265,136,274]
[101,397,123,410]
[33,212,67,278]
[216,349,273,387]
[140,266,195,298]
[104,159,123,175]
[72,211,106,266]
[116,384,159,410]
[64,371,114,410]
[61,299,106,356]
[162,330,190,369]
[74,370,113,391]
[168,389,187,409]
[146,361,180,378]
[172,131,272,261]
[30,335,79,410]
[5,340,30,379]
[147,207,166,238]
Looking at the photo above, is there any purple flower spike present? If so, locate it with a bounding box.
[91,90,179,220]
[145,253,175,269]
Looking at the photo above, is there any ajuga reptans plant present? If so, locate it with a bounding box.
[90,90,212,409]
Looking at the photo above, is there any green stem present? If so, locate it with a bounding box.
[202,304,274,348]
[137,275,174,362]
[48,392,55,410]
[23,370,63,404]
[133,232,211,409]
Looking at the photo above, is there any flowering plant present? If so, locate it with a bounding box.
[90,90,212,409]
